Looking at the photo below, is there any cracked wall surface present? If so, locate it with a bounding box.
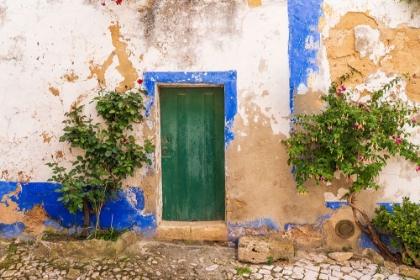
[0,0,420,248]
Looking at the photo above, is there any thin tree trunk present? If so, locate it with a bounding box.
[347,192,397,260]
[80,197,90,238]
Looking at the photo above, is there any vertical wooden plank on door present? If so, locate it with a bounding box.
[187,88,205,221]
[177,89,188,220]
[203,88,215,220]
[213,87,225,220]
[160,88,177,220]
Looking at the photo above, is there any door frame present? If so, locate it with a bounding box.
[143,71,237,226]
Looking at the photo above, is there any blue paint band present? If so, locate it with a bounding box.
[288,0,323,113]
[143,71,237,146]
[325,201,348,210]
[0,182,156,238]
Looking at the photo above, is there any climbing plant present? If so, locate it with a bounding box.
[47,86,154,237]
[282,71,420,260]
[373,197,420,267]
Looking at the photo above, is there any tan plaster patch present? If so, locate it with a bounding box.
[88,23,137,92]
[17,171,32,182]
[42,132,53,143]
[226,101,341,226]
[294,90,324,115]
[62,71,79,83]
[48,87,59,97]
[324,12,420,101]
[0,183,24,224]
[71,93,89,108]
[23,205,49,236]
[55,150,64,159]
[1,170,10,181]
[247,0,262,8]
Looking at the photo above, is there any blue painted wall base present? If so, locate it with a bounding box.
[0,181,156,239]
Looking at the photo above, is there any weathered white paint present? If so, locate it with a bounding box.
[0,0,290,182]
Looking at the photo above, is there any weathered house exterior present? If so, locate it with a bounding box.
[1,0,420,251]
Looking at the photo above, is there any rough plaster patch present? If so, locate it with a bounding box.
[22,205,49,236]
[354,25,392,64]
[324,12,420,101]
[294,90,324,115]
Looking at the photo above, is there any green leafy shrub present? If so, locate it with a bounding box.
[373,197,420,267]
[47,88,154,237]
[282,71,420,259]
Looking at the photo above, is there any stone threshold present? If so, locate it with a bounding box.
[156,220,227,242]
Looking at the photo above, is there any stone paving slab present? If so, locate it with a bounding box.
[0,239,418,280]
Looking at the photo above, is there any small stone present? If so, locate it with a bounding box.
[319,273,329,280]
[341,266,353,273]
[250,273,263,279]
[328,252,353,262]
[290,272,304,279]
[262,265,274,270]
[349,270,364,278]
[66,268,80,280]
[258,269,271,275]
[2,270,17,277]
[273,266,282,273]
[229,268,238,275]
[362,248,384,266]
[399,265,420,280]
[205,264,218,271]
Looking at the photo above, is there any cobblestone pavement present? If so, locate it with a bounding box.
[0,239,415,280]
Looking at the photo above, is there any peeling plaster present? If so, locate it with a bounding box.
[247,0,262,8]
[88,23,137,92]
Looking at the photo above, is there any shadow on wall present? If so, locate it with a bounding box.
[0,182,156,239]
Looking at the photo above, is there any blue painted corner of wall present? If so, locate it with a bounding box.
[143,71,237,146]
[0,181,156,239]
[288,0,323,113]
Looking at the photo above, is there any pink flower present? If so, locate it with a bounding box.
[115,0,122,4]
[341,85,346,91]
[416,166,420,172]
[354,123,359,128]
[394,136,403,144]
[101,1,106,5]
[137,79,143,84]
[337,89,342,96]
[354,150,359,155]
[411,118,416,123]
[358,156,364,162]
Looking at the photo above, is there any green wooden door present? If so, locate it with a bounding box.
[160,87,225,221]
